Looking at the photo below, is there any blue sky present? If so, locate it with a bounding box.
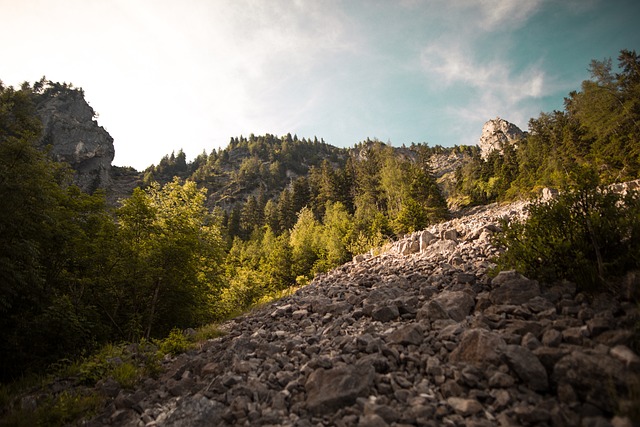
[2,0,639,170]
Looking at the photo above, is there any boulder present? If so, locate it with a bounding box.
[418,230,436,252]
[386,323,424,346]
[447,397,483,416]
[417,291,475,322]
[305,364,375,415]
[553,351,629,413]
[490,271,540,305]
[449,328,507,365]
[503,344,548,391]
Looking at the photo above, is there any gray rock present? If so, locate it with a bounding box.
[449,328,506,365]
[417,299,449,321]
[36,87,114,192]
[490,271,540,305]
[163,395,226,427]
[542,329,563,347]
[610,345,640,370]
[433,291,475,322]
[371,305,400,322]
[478,117,526,160]
[358,413,389,427]
[428,239,458,257]
[386,323,424,346]
[447,397,483,416]
[553,351,627,413]
[418,230,436,252]
[521,332,542,350]
[503,344,548,391]
[488,371,515,388]
[305,364,375,414]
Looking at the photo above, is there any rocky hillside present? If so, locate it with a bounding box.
[87,200,640,427]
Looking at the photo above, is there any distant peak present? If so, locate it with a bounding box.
[478,118,526,159]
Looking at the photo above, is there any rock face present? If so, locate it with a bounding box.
[478,117,526,160]
[36,89,115,193]
[87,200,640,427]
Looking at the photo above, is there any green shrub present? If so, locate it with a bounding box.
[110,362,139,390]
[495,168,640,291]
[192,323,225,342]
[156,328,192,356]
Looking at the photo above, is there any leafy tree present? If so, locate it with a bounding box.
[260,228,294,292]
[115,178,224,339]
[290,207,322,280]
[318,201,353,269]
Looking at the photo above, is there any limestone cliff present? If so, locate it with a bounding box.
[478,117,526,160]
[35,86,115,193]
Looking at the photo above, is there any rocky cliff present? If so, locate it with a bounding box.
[478,118,526,160]
[35,87,115,193]
[87,200,639,427]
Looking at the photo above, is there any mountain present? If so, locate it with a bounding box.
[142,134,349,211]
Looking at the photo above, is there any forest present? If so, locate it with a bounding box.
[0,49,639,382]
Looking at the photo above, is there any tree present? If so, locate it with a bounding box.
[290,207,322,280]
[240,195,261,239]
[319,202,353,268]
[565,50,640,182]
[116,178,224,339]
[260,228,294,292]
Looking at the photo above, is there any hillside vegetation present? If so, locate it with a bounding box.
[0,50,638,387]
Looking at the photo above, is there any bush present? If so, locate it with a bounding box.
[495,169,640,291]
[156,328,192,356]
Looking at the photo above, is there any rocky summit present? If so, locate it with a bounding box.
[89,201,639,427]
[36,88,115,193]
[478,118,526,160]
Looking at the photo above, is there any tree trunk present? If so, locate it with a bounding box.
[145,278,161,340]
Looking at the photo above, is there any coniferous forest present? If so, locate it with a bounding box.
[1,50,639,384]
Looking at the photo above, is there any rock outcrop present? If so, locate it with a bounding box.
[478,117,526,160]
[36,88,115,193]
[87,200,640,427]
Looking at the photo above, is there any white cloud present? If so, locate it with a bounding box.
[420,43,546,99]
[413,0,549,146]
[416,41,546,149]
[472,0,545,31]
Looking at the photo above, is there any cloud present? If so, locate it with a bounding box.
[471,0,545,31]
[420,43,546,98]
[420,43,547,142]
[410,0,551,146]
[436,0,545,32]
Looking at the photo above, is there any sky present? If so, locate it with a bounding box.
[1,0,639,170]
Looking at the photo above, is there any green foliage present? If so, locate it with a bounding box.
[0,83,226,379]
[0,390,103,427]
[156,328,192,356]
[114,178,225,340]
[495,166,640,290]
